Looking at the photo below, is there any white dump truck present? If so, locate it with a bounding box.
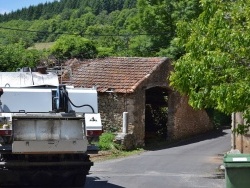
[0,67,102,186]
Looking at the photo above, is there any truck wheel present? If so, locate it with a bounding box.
[30,170,52,186]
[73,173,86,187]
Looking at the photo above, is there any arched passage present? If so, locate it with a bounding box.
[145,87,169,144]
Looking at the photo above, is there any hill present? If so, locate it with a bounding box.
[0,0,202,59]
[0,0,136,22]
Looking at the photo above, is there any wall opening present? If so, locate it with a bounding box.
[145,87,169,145]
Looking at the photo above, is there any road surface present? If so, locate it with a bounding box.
[86,129,231,188]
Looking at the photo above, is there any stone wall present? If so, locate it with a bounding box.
[98,93,126,133]
[98,59,213,149]
[233,112,250,153]
[168,92,213,140]
[235,134,250,153]
[98,89,213,149]
[98,91,144,148]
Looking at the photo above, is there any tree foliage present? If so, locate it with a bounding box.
[126,0,202,57]
[0,0,202,69]
[0,43,44,71]
[0,0,136,22]
[50,35,97,60]
[170,0,250,115]
[0,0,201,58]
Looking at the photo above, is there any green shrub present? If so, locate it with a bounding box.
[98,132,116,150]
[206,108,231,130]
[50,35,97,59]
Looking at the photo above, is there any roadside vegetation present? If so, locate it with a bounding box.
[91,132,144,162]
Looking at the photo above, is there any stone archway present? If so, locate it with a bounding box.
[145,87,169,144]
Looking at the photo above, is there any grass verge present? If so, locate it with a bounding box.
[89,148,144,162]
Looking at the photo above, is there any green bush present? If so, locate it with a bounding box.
[98,132,116,151]
[206,108,231,130]
[50,35,97,60]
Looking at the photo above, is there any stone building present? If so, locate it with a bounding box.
[62,57,213,149]
[232,112,250,153]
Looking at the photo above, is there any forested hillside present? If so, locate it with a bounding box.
[0,0,136,22]
[0,0,201,71]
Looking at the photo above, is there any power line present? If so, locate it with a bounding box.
[0,26,70,35]
[0,26,168,37]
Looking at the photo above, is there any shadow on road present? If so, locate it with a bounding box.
[0,177,125,188]
[145,128,230,151]
[85,177,125,188]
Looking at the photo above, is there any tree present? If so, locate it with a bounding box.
[86,24,116,48]
[128,0,174,56]
[0,43,42,71]
[0,20,35,46]
[160,0,202,59]
[50,35,98,60]
[60,8,73,20]
[127,0,201,57]
[170,0,250,116]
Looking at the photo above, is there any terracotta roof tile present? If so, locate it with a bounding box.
[64,57,169,93]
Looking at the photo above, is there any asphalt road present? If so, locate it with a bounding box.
[85,129,231,188]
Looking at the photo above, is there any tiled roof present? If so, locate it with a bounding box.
[64,57,169,93]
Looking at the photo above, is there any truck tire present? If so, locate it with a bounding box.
[0,154,92,187]
[30,170,52,186]
[74,172,87,187]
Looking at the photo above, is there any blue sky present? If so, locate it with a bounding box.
[0,0,57,14]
